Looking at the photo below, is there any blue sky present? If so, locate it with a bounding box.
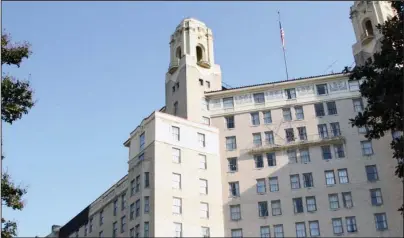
[2,1,355,236]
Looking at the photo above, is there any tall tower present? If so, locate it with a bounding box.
[165,18,222,123]
[350,1,395,66]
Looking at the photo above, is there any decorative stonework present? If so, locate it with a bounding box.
[329,80,348,92]
[265,90,283,100]
[296,85,314,96]
[235,94,252,105]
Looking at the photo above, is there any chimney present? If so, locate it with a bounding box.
[51,225,61,233]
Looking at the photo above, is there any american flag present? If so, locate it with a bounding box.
[279,20,285,49]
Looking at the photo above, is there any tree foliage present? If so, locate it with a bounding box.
[346,1,403,213]
[1,32,34,237]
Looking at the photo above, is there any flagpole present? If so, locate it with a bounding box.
[278,11,289,80]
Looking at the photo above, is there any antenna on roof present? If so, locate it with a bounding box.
[323,60,338,74]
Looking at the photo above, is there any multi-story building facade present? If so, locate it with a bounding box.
[46,2,403,238]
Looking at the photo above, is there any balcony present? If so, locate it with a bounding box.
[197,60,211,69]
[168,59,180,74]
[360,30,374,45]
[247,133,345,154]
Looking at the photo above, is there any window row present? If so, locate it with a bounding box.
[171,147,207,170]
[171,126,206,148]
[172,197,210,218]
[173,223,211,238]
[130,172,150,197]
[112,218,149,238]
[172,173,209,195]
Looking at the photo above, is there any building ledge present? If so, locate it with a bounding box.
[197,60,211,69]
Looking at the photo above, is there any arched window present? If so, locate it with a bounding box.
[196,46,203,62]
[176,47,182,59]
[364,19,374,36]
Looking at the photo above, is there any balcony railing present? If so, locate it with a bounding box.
[247,133,345,154]
[360,30,374,45]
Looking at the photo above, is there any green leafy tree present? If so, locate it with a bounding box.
[345,1,403,213]
[1,32,34,238]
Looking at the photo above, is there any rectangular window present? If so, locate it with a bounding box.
[253,133,262,147]
[84,222,88,236]
[274,225,284,238]
[342,192,353,208]
[144,196,150,213]
[172,126,180,141]
[139,132,145,151]
[130,179,135,196]
[330,122,341,137]
[318,124,328,138]
[295,222,306,238]
[231,229,243,238]
[285,128,295,142]
[199,154,207,170]
[366,165,379,181]
[254,93,265,104]
[260,226,270,238]
[287,149,297,163]
[285,88,296,99]
[113,199,118,216]
[226,116,235,129]
[295,106,304,120]
[228,157,238,172]
[135,175,140,193]
[201,227,210,238]
[202,116,210,125]
[303,173,314,188]
[325,170,336,185]
[199,79,204,86]
[290,174,300,189]
[306,196,317,212]
[293,197,304,213]
[130,203,134,220]
[251,112,260,125]
[271,200,282,216]
[370,188,383,206]
[269,177,279,192]
[230,205,241,220]
[121,193,126,211]
[229,182,240,197]
[327,101,338,115]
[334,144,345,158]
[135,199,140,217]
[172,197,182,214]
[172,148,181,163]
[174,223,182,238]
[144,222,149,238]
[322,145,332,160]
[349,81,360,91]
[120,216,126,233]
[112,222,117,238]
[172,173,181,189]
[256,179,266,194]
[223,97,234,109]
[144,172,149,188]
[99,210,103,226]
[361,141,374,155]
[264,131,275,145]
[174,102,178,116]
[329,193,340,209]
[134,225,140,238]
[358,126,368,134]
[267,152,276,166]
[206,81,210,88]
[297,127,307,140]
[89,217,93,233]
[346,216,357,232]
[300,148,310,163]
[282,108,292,121]
[254,154,264,168]
[309,221,320,237]
[198,133,206,147]
[226,136,237,151]
[374,213,388,230]
[130,228,134,238]
[314,103,325,117]
[99,231,103,238]
[258,201,269,217]
[352,98,364,112]
[200,202,209,218]
[316,83,328,95]
[338,168,349,184]
[263,111,272,124]
[200,179,208,195]
[332,218,343,235]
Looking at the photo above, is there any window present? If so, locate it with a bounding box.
[112,222,117,238]
[370,188,383,205]
[295,106,304,120]
[202,116,210,125]
[303,173,314,188]
[338,169,349,184]
[134,225,139,238]
[200,179,208,195]
[89,217,93,233]
[316,84,328,95]
[306,196,317,212]
[201,227,210,238]
[285,88,296,99]
[269,177,279,192]
[172,173,181,189]
[253,93,265,104]
[223,97,234,109]
[366,165,379,181]
[231,229,243,238]
[256,179,266,194]
[199,154,207,169]
[322,145,332,160]
[135,199,140,217]
[254,154,264,168]
[290,174,300,189]
[206,81,210,88]
[172,148,181,163]
[334,144,345,158]
[309,221,320,237]
[295,222,306,238]
[352,98,364,112]
[374,213,388,230]
[200,202,209,218]
[130,179,135,196]
[288,149,297,163]
[130,203,134,220]
[198,133,206,147]
[273,225,283,238]
[144,196,150,213]
[332,218,343,235]
[263,111,272,124]
[330,122,341,137]
[130,228,134,238]
[138,153,144,162]
[176,82,179,89]
[121,193,127,210]
[282,108,292,121]
[298,127,307,140]
[271,200,282,216]
[199,79,204,86]
[229,182,240,197]
[113,199,118,216]
[258,201,269,217]
[325,170,336,185]
[327,101,338,115]
[99,210,104,226]
[300,148,310,163]
[139,132,145,150]
[144,172,149,188]
[318,124,328,138]
[267,152,276,166]
[120,216,126,233]
[346,216,357,232]
[173,197,182,214]
[314,103,325,117]
[342,192,353,208]
[84,222,88,236]
[228,157,238,172]
[253,133,262,147]
[349,81,360,91]
[226,116,235,129]
[99,231,103,238]
[135,175,140,193]
[174,223,182,238]
[251,112,260,125]
[329,194,340,209]
[173,102,178,116]
[285,128,295,142]
[226,136,237,151]
[260,226,270,238]
[230,205,241,220]
[264,131,275,144]
[293,197,304,213]
[144,222,149,238]
[361,141,373,155]
[172,126,180,141]
[358,126,368,134]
